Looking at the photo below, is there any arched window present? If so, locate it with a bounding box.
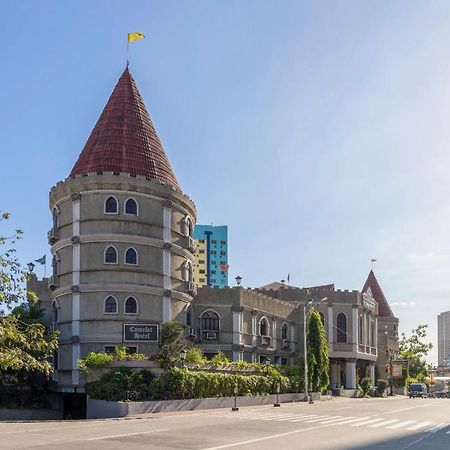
[125,297,138,314]
[105,196,118,214]
[104,296,117,314]
[182,261,193,282]
[125,198,138,215]
[260,317,269,336]
[281,323,288,340]
[104,246,117,264]
[201,310,219,331]
[52,301,58,322]
[125,248,137,265]
[182,215,193,236]
[336,313,347,343]
[52,207,59,229]
[359,315,364,344]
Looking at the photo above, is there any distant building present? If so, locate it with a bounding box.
[193,225,228,288]
[438,311,450,367]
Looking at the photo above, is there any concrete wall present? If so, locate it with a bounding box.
[87,393,305,419]
[0,408,63,421]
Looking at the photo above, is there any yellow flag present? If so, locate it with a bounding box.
[128,32,145,43]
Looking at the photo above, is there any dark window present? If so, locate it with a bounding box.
[199,260,205,264]
[211,260,217,265]
[125,248,137,265]
[199,269,205,274]
[199,239,205,243]
[52,302,58,322]
[53,351,59,370]
[337,313,347,343]
[105,296,117,313]
[260,319,268,336]
[105,246,117,264]
[125,297,138,314]
[220,261,226,265]
[280,358,287,365]
[281,324,288,340]
[199,278,205,282]
[201,311,219,330]
[104,346,116,354]
[126,346,137,354]
[359,315,364,344]
[105,196,118,213]
[211,270,216,274]
[211,250,217,255]
[220,240,226,245]
[186,309,192,326]
[125,198,138,215]
[210,278,216,283]
[220,251,226,256]
[199,249,205,254]
[221,271,225,275]
[211,240,217,244]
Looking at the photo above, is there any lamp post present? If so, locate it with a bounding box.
[180,348,187,368]
[303,299,312,403]
[232,381,239,411]
[235,276,242,287]
[274,382,281,407]
[264,357,271,376]
[27,262,35,273]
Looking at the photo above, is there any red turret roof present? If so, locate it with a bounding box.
[69,67,180,190]
[362,270,394,317]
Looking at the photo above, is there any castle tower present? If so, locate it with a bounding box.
[362,270,399,381]
[48,68,196,390]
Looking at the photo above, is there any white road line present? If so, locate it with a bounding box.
[407,422,432,431]
[426,423,448,433]
[305,416,336,423]
[284,415,321,422]
[259,414,301,421]
[333,417,371,426]
[352,418,386,427]
[370,419,398,428]
[278,415,314,421]
[86,428,168,441]
[318,416,352,424]
[387,420,416,430]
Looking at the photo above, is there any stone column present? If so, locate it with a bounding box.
[232,309,243,345]
[369,363,375,385]
[290,323,295,352]
[352,306,359,352]
[345,360,357,389]
[271,317,277,349]
[328,305,334,352]
[162,201,172,322]
[232,351,244,362]
[71,192,81,387]
[251,312,257,347]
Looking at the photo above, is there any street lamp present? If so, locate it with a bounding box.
[235,276,242,286]
[27,262,35,273]
[180,348,187,368]
[264,357,271,375]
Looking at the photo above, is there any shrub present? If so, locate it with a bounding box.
[85,368,160,401]
[185,347,207,364]
[77,347,148,373]
[359,377,372,397]
[157,321,184,370]
[210,350,231,365]
[376,379,388,397]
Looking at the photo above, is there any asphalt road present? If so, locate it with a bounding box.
[1,396,450,449]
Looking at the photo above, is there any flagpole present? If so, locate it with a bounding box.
[44,257,47,278]
[126,34,129,67]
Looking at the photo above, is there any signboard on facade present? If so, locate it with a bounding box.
[392,364,403,379]
[123,324,158,342]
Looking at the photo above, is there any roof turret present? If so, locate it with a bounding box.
[362,270,394,317]
[70,67,180,190]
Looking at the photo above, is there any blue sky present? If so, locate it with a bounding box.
[1,0,450,362]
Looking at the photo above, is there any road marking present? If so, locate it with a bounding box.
[369,419,398,428]
[386,403,432,415]
[305,416,336,423]
[407,422,432,431]
[387,420,416,430]
[201,423,352,450]
[284,415,321,422]
[332,417,370,425]
[352,418,386,427]
[86,428,168,441]
[318,416,353,424]
[278,415,314,421]
[425,423,448,433]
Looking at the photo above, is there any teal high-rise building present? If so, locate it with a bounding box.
[193,225,228,288]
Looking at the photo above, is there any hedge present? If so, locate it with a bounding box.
[85,367,304,401]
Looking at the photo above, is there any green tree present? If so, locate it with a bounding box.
[0,212,59,382]
[185,346,206,364]
[157,321,184,371]
[399,324,432,384]
[307,308,330,392]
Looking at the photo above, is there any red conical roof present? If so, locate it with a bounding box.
[70,67,181,190]
[362,270,394,317]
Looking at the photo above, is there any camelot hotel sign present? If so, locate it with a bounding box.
[123,324,158,342]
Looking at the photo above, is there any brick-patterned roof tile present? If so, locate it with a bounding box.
[69,67,180,190]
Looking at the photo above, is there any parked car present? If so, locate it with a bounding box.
[408,383,428,398]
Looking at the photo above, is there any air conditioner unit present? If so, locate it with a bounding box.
[189,327,196,338]
[206,332,217,340]
[282,339,290,349]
